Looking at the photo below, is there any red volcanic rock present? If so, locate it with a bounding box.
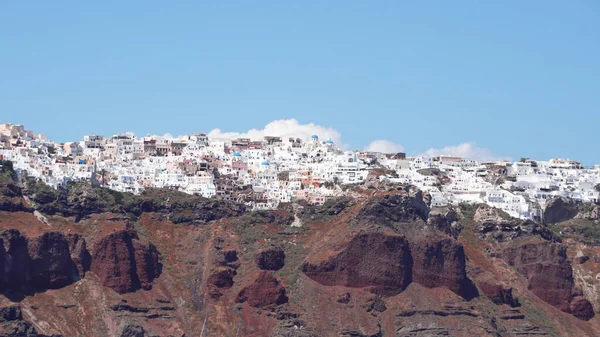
[91,230,161,294]
[301,232,412,295]
[355,192,429,227]
[255,246,285,271]
[91,231,137,293]
[0,229,31,287]
[208,267,236,289]
[503,242,571,310]
[502,242,594,319]
[569,296,595,321]
[132,239,160,291]
[28,232,79,289]
[207,267,236,299]
[526,263,574,311]
[235,271,287,307]
[214,249,239,269]
[67,233,91,278]
[410,235,474,298]
[502,242,567,268]
[0,230,89,291]
[469,266,516,306]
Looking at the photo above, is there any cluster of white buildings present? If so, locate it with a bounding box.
[1,123,599,217]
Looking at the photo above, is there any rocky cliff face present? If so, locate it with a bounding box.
[28,232,82,289]
[355,190,429,228]
[90,229,161,294]
[235,271,288,308]
[0,166,32,214]
[0,305,59,337]
[255,246,285,271]
[409,235,476,299]
[137,188,245,224]
[543,197,580,224]
[427,207,461,238]
[0,229,85,293]
[501,241,594,320]
[0,229,31,290]
[302,230,476,299]
[473,204,555,241]
[0,177,598,336]
[468,265,517,306]
[302,232,413,294]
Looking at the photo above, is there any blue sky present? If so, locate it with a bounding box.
[1,1,599,163]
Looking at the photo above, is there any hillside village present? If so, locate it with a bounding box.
[1,123,599,220]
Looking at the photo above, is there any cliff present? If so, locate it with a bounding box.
[0,175,599,336]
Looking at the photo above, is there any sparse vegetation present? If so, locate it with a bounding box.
[277,242,308,298]
[578,202,596,214]
[232,210,293,244]
[458,202,480,222]
[0,160,14,176]
[552,219,600,245]
[0,160,17,185]
[519,298,560,337]
[298,197,353,222]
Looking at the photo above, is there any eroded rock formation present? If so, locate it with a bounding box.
[91,230,161,294]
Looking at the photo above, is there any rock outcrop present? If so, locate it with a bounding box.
[302,229,477,298]
[473,205,554,242]
[0,168,33,213]
[138,188,245,224]
[410,235,476,299]
[355,191,429,228]
[502,242,594,320]
[298,197,353,222]
[427,207,461,238]
[91,230,161,294]
[0,229,31,289]
[0,197,33,212]
[1,176,599,336]
[255,246,285,271]
[208,267,236,289]
[0,230,86,292]
[575,204,600,220]
[569,296,595,321]
[543,197,579,224]
[468,266,517,306]
[119,323,151,337]
[214,249,240,269]
[0,305,60,337]
[207,267,236,299]
[67,233,91,278]
[25,180,120,221]
[23,180,247,224]
[302,232,412,295]
[28,232,82,289]
[236,271,288,307]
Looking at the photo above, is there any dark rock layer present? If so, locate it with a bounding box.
[91,230,161,294]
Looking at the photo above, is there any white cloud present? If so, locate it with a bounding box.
[419,142,510,162]
[364,140,405,153]
[207,118,343,145]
